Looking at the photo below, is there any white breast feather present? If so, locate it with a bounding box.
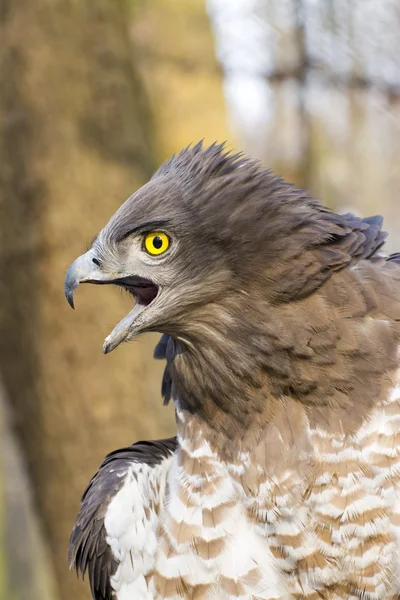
[104,456,173,600]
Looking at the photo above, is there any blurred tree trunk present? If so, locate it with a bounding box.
[0,1,175,599]
[0,378,58,600]
[130,0,229,161]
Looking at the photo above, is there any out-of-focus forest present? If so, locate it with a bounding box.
[0,1,399,599]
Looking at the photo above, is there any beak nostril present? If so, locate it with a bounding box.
[92,258,101,267]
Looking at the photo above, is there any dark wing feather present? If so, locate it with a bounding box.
[69,437,177,600]
[387,252,400,264]
[345,214,387,259]
[277,211,389,302]
[312,211,387,264]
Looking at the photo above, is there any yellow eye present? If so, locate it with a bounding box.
[144,232,170,256]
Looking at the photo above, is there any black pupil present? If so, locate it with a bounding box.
[153,236,163,250]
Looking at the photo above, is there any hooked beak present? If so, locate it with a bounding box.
[64,251,106,309]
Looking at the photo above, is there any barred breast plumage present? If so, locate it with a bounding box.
[70,373,400,599]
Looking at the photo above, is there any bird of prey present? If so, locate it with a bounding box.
[65,143,400,600]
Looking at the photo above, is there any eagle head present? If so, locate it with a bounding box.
[65,142,386,361]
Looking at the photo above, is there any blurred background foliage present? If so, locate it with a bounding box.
[0,1,399,599]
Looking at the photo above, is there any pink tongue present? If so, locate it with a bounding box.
[102,303,143,354]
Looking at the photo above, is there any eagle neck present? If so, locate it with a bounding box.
[169,329,275,436]
[168,271,400,438]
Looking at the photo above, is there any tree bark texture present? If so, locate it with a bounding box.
[0,1,175,598]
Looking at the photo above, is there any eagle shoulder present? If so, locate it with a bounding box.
[69,437,177,600]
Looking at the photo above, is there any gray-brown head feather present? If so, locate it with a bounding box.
[104,142,387,301]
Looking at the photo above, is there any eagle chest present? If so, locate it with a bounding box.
[150,435,286,600]
[97,387,400,600]
[151,405,400,600]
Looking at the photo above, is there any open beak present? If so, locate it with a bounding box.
[65,251,160,353]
